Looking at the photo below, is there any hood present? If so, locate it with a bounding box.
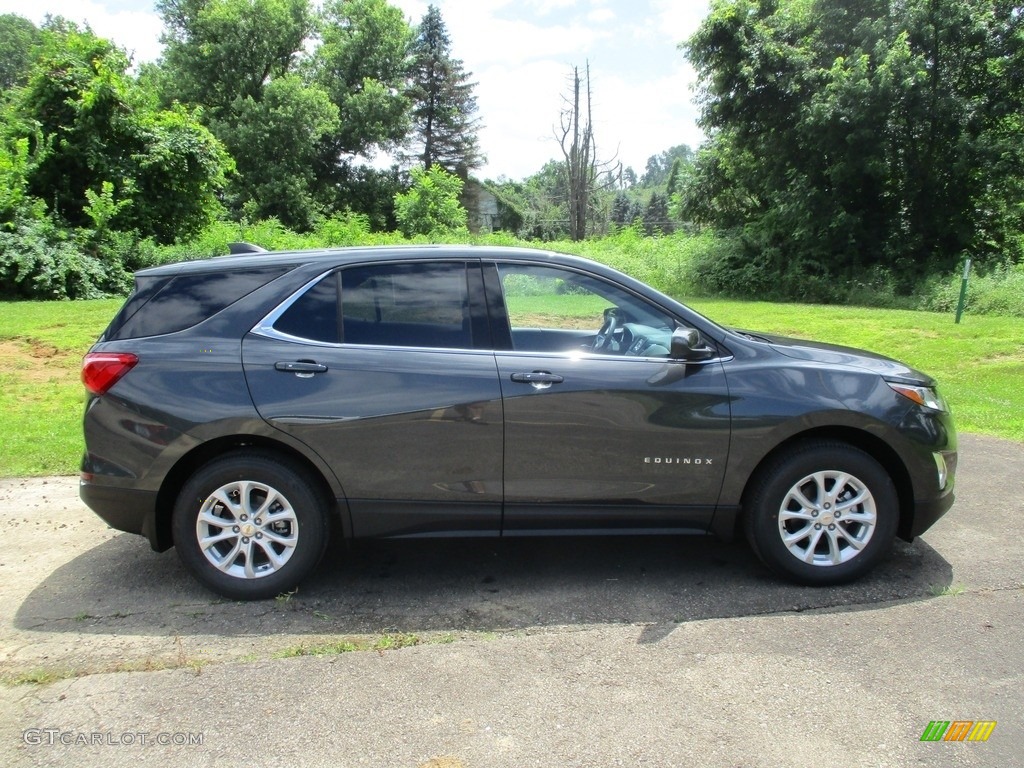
[733,329,936,385]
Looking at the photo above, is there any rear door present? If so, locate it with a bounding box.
[488,261,731,533]
[242,260,504,538]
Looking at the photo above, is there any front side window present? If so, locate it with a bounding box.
[496,264,676,357]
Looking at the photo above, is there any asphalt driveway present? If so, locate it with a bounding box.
[1,433,1021,767]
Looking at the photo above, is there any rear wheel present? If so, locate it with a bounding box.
[744,441,898,585]
[172,452,330,600]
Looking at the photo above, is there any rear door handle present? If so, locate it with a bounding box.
[275,360,328,377]
[510,371,564,390]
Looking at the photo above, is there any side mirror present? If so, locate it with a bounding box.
[670,327,715,362]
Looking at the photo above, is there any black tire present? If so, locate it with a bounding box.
[172,451,330,600]
[744,441,898,585]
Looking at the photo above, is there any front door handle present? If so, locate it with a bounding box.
[275,360,328,378]
[510,371,564,390]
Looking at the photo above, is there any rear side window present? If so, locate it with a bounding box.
[105,266,290,340]
[273,273,339,343]
[272,262,472,349]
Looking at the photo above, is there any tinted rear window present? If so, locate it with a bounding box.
[105,266,291,340]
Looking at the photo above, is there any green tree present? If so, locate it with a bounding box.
[643,192,673,236]
[610,191,643,229]
[155,0,415,230]
[683,0,1024,299]
[156,0,313,118]
[484,161,571,239]
[155,0,340,229]
[126,104,234,242]
[0,14,40,92]
[212,75,338,229]
[406,5,482,175]
[311,0,413,214]
[15,21,230,241]
[640,144,694,188]
[393,164,467,236]
[313,0,411,158]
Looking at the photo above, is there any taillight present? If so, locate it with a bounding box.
[82,352,138,395]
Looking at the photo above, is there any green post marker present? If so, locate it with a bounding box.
[955,258,971,324]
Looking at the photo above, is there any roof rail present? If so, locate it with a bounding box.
[227,242,268,255]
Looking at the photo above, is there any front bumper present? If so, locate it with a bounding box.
[900,449,958,541]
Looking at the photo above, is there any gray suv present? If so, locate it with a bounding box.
[80,245,957,599]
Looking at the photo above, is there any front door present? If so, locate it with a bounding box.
[489,262,731,533]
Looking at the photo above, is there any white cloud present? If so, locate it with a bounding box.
[0,0,164,63]
[586,7,615,24]
[1,0,710,179]
[591,62,704,174]
[474,59,572,178]
[523,0,579,15]
[649,0,708,44]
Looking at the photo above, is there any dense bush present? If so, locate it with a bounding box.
[4,205,1021,319]
[0,217,128,299]
[689,232,1024,317]
[920,262,1024,318]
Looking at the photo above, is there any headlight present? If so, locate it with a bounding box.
[886,381,949,412]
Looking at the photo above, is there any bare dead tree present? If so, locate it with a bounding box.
[555,62,620,241]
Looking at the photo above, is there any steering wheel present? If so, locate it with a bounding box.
[592,307,621,352]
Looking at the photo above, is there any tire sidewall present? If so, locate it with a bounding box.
[747,443,899,585]
[172,453,329,600]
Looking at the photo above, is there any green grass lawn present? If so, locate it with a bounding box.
[0,300,123,476]
[0,297,1020,476]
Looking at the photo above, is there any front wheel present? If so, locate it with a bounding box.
[172,452,330,600]
[744,442,899,585]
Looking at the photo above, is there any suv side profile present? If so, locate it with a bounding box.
[81,245,956,599]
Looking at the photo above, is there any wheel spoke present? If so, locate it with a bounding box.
[840,509,876,525]
[787,487,818,512]
[782,524,813,546]
[260,528,296,547]
[834,525,865,550]
[825,472,850,502]
[242,541,257,579]
[237,481,260,517]
[199,507,233,528]
[214,539,242,572]
[199,529,237,549]
[802,528,825,563]
[812,472,831,503]
[210,488,239,518]
[780,507,816,523]
[836,489,870,512]
[253,488,284,519]
[824,528,843,564]
[262,509,296,526]
[255,539,286,570]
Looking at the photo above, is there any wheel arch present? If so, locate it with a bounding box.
[152,435,348,551]
[733,426,914,541]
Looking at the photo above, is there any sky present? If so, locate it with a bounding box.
[0,0,711,181]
